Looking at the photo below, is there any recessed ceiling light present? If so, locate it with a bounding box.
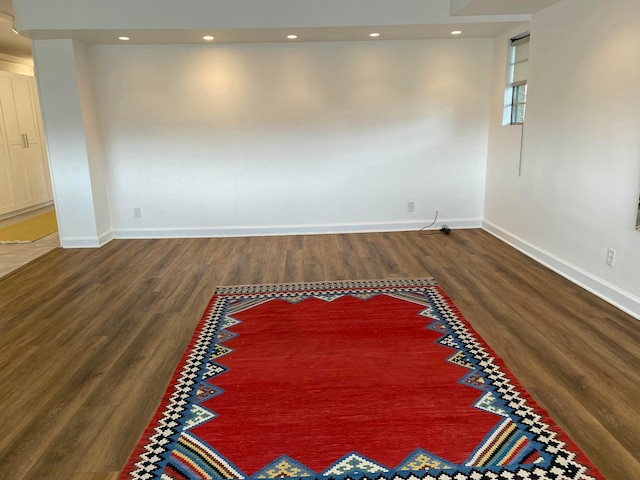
[369,33,381,38]
[451,30,462,35]
[287,34,298,40]
[118,36,130,41]
[203,35,215,41]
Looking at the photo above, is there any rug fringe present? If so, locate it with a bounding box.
[214,277,437,295]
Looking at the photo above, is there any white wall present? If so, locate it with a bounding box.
[33,39,111,247]
[73,40,111,240]
[88,39,493,237]
[484,0,640,318]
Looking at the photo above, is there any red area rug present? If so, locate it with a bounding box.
[121,279,603,480]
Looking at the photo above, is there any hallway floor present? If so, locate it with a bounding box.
[0,205,60,279]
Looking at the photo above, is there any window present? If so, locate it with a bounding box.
[509,34,529,124]
[511,84,527,124]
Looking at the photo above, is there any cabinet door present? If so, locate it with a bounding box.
[0,74,52,210]
[7,144,33,210]
[0,143,16,214]
[0,77,30,209]
[12,76,41,145]
[5,142,50,207]
[12,76,51,205]
[0,91,16,214]
[0,77,22,148]
[23,141,49,205]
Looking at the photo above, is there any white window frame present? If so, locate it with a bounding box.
[505,33,530,126]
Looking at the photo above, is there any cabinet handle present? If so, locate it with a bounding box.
[22,134,29,148]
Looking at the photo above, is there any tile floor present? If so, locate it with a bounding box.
[0,205,60,279]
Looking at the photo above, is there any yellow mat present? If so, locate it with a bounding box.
[0,211,58,243]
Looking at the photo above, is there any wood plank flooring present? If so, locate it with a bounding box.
[0,230,637,479]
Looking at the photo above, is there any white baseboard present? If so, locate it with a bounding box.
[98,230,114,246]
[483,220,640,320]
[111,218,482,240]
[60,230,113,249]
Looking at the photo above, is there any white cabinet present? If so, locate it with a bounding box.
[0,71,52,216]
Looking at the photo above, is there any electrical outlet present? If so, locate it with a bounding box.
[134,208,142,219]
[407,201,415,213]
[606,247,616,267]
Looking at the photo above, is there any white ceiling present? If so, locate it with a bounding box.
[450,0,562,16]
[2,0,562,60]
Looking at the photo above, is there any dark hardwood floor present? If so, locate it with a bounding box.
[0,229,637,479]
